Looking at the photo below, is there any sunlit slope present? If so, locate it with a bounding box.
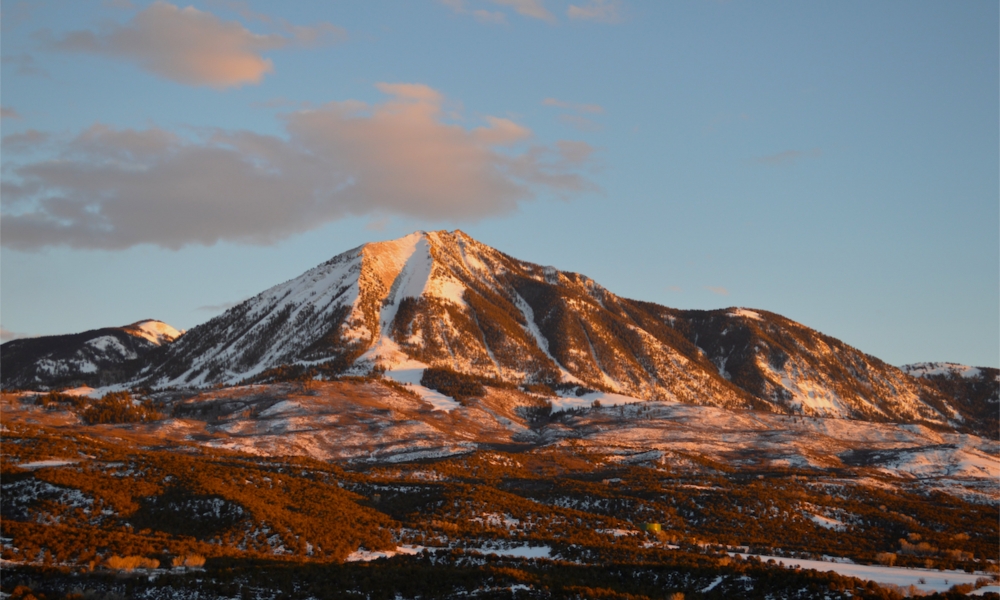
[132,230,986,430]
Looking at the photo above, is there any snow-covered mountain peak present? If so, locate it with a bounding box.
[120,230,997,436]
[122,320,184,345]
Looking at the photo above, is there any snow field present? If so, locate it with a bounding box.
[730,553,989,594]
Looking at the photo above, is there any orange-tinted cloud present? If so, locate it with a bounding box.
[491,0,555,22]
[705,286,730,296]
[50,1,341,89]
[0,327,33,342]
[2,85,597,250]
[567,0,623,23]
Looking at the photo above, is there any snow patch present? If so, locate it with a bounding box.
[732,553,985,594]
[551,390,644,411]
[730,308,762,321]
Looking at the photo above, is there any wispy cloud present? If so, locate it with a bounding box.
[471,9,507,23]
[755,148,822,166]
[440,0,554,23]
[1,84,598,251]
[0,327,33,342]
[491,0,555,22]
[1,106,22,120]
[1,129,50,153]
[1,53,47,77]
[46,1,344,89]
[558,114,602,132]
[543,97,605,131]
[705,286,729,296]
[567,0,623,23]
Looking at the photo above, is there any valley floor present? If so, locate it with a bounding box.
[1,381,997,599]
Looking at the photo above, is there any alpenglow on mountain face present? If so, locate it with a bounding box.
[131,230,981,428]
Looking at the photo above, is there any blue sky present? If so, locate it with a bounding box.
[1,0,997,368]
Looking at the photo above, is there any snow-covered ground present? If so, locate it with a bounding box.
[732,553,990,594]
[4,379,996,502]
[384,363,461,411]
[552,389,650,411]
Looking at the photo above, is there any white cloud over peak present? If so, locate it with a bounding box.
[1,85,597,250]
[49,1,343,89]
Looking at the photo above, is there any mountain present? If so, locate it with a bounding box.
[128,230,989,433]
[901,362,999,436]
[0,320,182,390]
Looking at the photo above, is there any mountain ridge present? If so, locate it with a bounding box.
[0,319,182,390]
[2,231,996,436]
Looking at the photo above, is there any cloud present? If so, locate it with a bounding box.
[543,98,605,131]
[2,129,50,153]
[1,84,597,251]
[47,1,342,89]
[558,114,602,132]
[473,9,507,23]
[1,53,47,77]
[0,327,33,342]
[1,106,22,120]
[491,0,555,22]
[1,2,35,32]
[439,0,508,24]
[755,148,822,166]
[705,286,729,296]
[567,0,623,23]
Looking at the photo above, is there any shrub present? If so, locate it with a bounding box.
[35,391,88,409]
[81,391,161,425]
[105,555,160,571]
[171,554,206,568]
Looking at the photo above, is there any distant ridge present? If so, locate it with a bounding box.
[1,319,182,390]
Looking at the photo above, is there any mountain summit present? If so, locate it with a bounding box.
[132,230,987,431]
[1,319,183,390]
